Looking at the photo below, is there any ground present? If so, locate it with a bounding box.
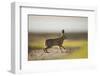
[28,40,88,60]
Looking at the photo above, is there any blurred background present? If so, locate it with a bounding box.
[28,15,88,33]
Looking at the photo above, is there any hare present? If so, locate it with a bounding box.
[44,29,65,53]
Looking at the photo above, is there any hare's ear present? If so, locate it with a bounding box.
[62,29,64,33]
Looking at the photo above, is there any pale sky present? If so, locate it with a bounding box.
[28,15,88,33]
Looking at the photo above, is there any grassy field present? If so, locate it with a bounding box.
[28,33,88,60]
[61,40,88,59]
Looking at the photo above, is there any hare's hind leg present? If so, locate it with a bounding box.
[44,46,50,53]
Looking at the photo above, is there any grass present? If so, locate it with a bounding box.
[28,32,88,59]
[28,38,45,49]
[28,37,88,59]
[62,40,88,59]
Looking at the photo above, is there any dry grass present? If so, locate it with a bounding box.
[28,38,88,60]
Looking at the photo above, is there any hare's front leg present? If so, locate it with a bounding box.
[61,46,65,49]
[59,46,63,53]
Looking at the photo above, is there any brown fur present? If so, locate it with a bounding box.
[44,30,65,53]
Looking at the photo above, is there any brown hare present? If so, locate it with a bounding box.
[44,29,65,53]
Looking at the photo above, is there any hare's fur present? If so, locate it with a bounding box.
[44,30,65,53]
